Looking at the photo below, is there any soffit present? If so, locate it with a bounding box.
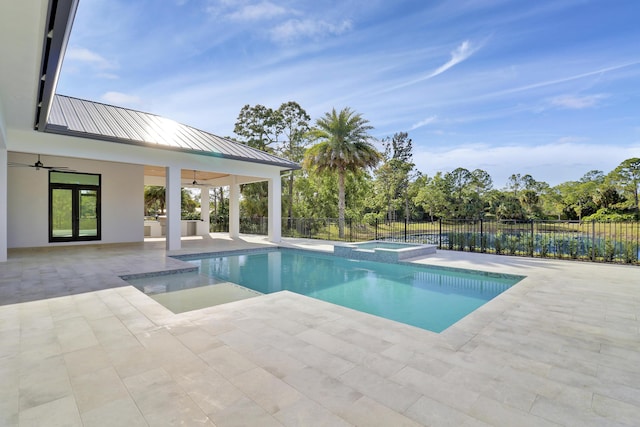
[0,1,49,130]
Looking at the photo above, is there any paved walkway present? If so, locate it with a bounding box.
[1,235,639,426]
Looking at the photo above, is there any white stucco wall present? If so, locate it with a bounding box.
[7,152,143,248]
[0,100,7,261]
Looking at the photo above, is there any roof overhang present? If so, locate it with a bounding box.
[34,0,79,131]
[1,0,300,173]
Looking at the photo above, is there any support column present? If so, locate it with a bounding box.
[229,177,240,238]
[199,187,210,236]
[0,147,7,262]
[165,166,182,251]
[268,176,281,243]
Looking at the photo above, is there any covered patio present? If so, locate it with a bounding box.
[1,2,298,261]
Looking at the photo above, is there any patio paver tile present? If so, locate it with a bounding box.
[70,366,129,414]
[338,395,422,427]
[79,397,147,427]
[1,236,640,426]
[339,364,421,413]
[18,395,82,427]
[229,367,303,414]
[405,395,486,427]
[273,397,351,427]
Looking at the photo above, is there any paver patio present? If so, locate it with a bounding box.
[1,234,638,426]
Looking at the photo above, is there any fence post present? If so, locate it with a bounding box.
[530,220,534,257]
[480,219,484,253]
[591,220,596,261]
[439,219,442,249]
[404,218,408,242]
[375,219,378,241]
[349,218,353,242]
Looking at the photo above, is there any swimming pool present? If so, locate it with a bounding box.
[128,248,524,332]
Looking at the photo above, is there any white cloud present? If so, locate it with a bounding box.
[428,40,477,79]
[97,73,119,80]
[101,91,142,106]
[228,1,289,21]
[409,116,438,130]
[270,19,353,43]
[550,94,607,109]
[413,141,639,187]
[65,47,116,70]
[385,39,483,92]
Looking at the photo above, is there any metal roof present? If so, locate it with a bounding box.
[46,95,300,170]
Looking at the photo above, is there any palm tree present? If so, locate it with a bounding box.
[303,107,381,238]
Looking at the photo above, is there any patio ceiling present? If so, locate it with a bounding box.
[143,165,230,187]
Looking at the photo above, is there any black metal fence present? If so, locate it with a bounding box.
[211,218,640,265]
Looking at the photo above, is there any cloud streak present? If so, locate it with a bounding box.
[410,116,438,130]
[385,39,483,92]
[228,1,289,21]
[551,94,607,109]
[65,47,117,70]
[494,61,640,97]
[270,19,353,43]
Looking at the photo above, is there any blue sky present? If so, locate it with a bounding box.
[57,0,640,187]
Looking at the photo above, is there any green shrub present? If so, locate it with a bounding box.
[468,233,477,252]
[604,239,616,262]
[569,239,579,259]
[623,242,638,264]
[506,235,519,255]
[494,232,503,255]
[539,235,550,258]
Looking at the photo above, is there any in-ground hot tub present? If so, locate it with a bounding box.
[334,240,436,262]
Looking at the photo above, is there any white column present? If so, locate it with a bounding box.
[0,101,6,262]
[199,187,210,236]
[268,176,281,243]
[165,166,182,250]
[0,147,7,262]
[229,177,240,238]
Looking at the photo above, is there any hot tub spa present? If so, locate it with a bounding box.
[334,240,436,263]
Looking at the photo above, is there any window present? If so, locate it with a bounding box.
[49,171,101,242]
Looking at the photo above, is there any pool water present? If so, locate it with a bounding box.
[163,249,523,333]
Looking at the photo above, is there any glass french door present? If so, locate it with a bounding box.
[49,172,101,242]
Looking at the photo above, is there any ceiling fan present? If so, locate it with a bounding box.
[9,154,71,171]
[190,170,206,186]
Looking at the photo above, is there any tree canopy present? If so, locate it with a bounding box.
[223,101,639,223]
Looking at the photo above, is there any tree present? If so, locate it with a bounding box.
[376,132,414,222]
[143,186,197,218]
[144,186,166,216]
[275,101,311,222]
[609,158,640,219]
[233,102,311,220]
[413,173,448,220]
[233,104,279,151]
[233,104,279,217]
[303,107,381,238]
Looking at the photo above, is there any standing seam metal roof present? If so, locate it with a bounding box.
[46,95,300,169]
